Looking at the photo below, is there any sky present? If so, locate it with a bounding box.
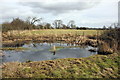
[0,0,119,28]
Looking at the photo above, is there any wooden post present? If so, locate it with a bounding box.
[53,45,56,55]
[97,30,99,47]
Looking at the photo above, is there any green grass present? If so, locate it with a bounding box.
[2,29,105,46]
[0,47,28,51]
[2,53,119,78]
[27,29,104,36]
[6,29,105,37]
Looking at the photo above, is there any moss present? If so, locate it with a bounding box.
[51,70,62,78]
[22,67,31,73]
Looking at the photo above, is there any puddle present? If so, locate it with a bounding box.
[2,43,97,62]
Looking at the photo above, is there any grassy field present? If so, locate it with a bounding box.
[4,29,105,37]
[30,29,104,36]
[2,53,119,78]
[2,29,105,48]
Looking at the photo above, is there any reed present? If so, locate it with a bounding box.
[2,29,105,47]
[98,42,113,55]
[99,28,120,53]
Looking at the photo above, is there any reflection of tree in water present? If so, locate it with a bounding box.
[52,57,59,60]
[53,51,56,55]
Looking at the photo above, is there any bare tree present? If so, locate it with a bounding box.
[67,20,76,29]
[30,17,42,25]
[26,17,42,29]
[53,20,63,29]
[103,26,106,30]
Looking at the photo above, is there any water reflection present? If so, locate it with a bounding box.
[2,43,97,62]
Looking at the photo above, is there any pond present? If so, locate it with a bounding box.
[2,43,97,62]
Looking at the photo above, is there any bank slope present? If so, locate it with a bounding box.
[2,53,119,78]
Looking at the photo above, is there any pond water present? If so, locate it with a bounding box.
[2,43,97,62]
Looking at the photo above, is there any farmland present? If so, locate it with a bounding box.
[3,29,104,39]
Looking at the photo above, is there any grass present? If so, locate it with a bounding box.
[31,29,102,35]
[0,47,28,51]
[26,29,102,35]
[4,29,105,37]
[2,53,119,78]
[2,29,105,47]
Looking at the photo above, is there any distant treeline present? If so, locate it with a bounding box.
[2,17,51,32]
[2,17,116,32]
[2,18,69,32]
[76,27,114,30]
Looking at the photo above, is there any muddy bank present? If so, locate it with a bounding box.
[2,39,98,48]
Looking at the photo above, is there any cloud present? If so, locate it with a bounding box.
[0,1,34,23]
[20,0,101,15]
[0,0,118,27]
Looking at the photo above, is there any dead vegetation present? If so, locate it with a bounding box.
[2,30,101,47]
[98,28,120,54]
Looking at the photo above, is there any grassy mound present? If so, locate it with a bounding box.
[2,53,119,78]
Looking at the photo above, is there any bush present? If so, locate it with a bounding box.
[98,42,113,55]
[2,18,36,32]
[99,28,120,53]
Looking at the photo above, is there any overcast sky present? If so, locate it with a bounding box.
[0,0,119,28]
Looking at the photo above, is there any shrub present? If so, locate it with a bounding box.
[99,28,120,53]
[98,42,113,55]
